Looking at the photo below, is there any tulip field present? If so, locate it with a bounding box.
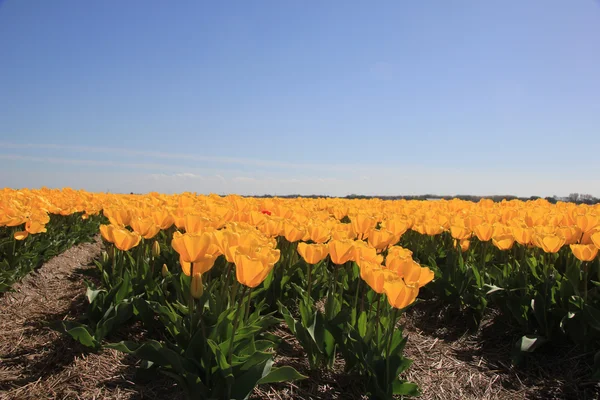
[2,187,600,399]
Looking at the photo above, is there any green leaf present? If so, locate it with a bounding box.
[357,311,367,338]
[485,284,504,295]
[516,334,546,353]
[230,358,273,400]
[95,301,134,341]
[256,366,307,384]
[392,380,420,396]
[51,321,98,348]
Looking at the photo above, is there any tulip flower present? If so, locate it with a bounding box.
[360,260,394,294]
[492,234,515,251]
[450,224,471,241]
[511,225,533,246]
[351,213,377,240]
[25,219,47,234]
[570,244,598,262]
[233,245,280,288]
[297,242,329,264]
[389,259,434,288]
[130,217,160,239]
[100,224,141,251]
[474,223,493,242]
[171,231,218,263]
[283,221,306,242]
[383,276,419,309]
[592,232,600,249]
[534,233,565,254]
[367,229,396,250]
[306,222,331,243]
[14,230,29,240]
[327,239,355,265]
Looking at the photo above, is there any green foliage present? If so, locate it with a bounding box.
[0,213,101,292]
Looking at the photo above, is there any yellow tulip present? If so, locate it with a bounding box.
[570,244,598,262]
[258,217,284,238]
[592,232,600,249]
[359,261,394,294]
[387,246,413,259]
[283,220,306,242]
[14,230,29,240]
[297,242,329,264]
[455,239,470,252]
[391,259,434,288]
[234,245,280,288]
[534,233,565,254]
[105,208,131,227]
[171,231,217,263]
[492,234,515,251]
[350,213,377,240]
[367,229,396,250]
[576,214,599,234]
[306,222,331,243]
[511,225,533,246]
[450,224,471,241]
[130,217,160,239]
[327,239,355,265]
[152,210,174,230]
[25,219,47,234]
[424,222,444,236]
[111,226,142,251]
[184,214,213,234]
[353,240,382,266]
[474,223,493,242]
[383,276,419,309]
[381,216,410,238]
[100,224,141,251]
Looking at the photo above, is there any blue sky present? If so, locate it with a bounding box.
[1,1,599,197]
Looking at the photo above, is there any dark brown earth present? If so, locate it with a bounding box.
[0,240,599,399]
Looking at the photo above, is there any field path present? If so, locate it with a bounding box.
[0,236,181,400]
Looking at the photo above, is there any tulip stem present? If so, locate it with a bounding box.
[353,272,361,316]
[221,262,233,307]
[244,287,253,322]
[306,262,313,302]
[386,307,399,386]
[229,278,239,309]
[360,284,367,314]
[111,246,116,284]
[375,294,382,342]
[189,263,195,335]
[226,285,247,400]
[583,262,589,301]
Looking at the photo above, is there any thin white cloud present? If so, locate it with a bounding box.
[174,172,203,179]
[0,141,377,173]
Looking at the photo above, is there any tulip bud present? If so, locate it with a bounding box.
[191,273,203,299]
[107,245,115,261]
[162,263,169,278]
[101,251,109,264]
[152,241,161,258]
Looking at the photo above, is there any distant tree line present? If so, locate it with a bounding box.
[253,193,600,204]
[126,192,599,204]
